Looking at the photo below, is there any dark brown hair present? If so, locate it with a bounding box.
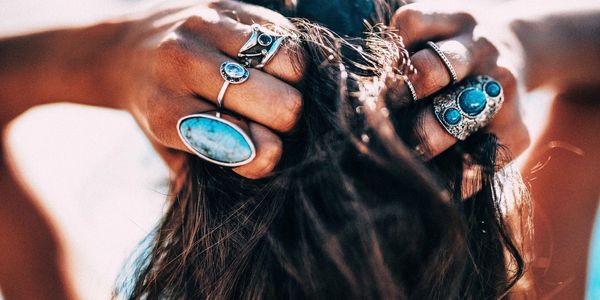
[117,1,529,298]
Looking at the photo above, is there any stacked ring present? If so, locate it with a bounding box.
[402,75,418,102]
[238,24,286,69]
[426,41,458,85]
[433,75,504,140]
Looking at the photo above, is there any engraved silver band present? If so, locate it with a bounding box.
[426,41,458,85]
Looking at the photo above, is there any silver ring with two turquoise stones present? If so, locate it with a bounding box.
[433,75,504,141]
[177,61,256,167]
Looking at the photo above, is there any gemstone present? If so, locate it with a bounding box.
[179,116,254,165]
[458,88,487,116]
[224,62,246,79]
[443,108,462,125]
[484,81,501,97]
[258,33,273,46]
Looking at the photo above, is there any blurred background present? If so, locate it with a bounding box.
[0,0,598,299]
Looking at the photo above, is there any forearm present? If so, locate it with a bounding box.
[0,20,155,127]
[506,1,600,90]
[0,29,96,125]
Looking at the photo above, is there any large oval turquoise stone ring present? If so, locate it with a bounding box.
[432,75,504,141]
[177,114,256,167]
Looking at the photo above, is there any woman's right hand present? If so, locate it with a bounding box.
[125,0,305,179]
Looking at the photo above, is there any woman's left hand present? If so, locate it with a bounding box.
[390,1,530,160]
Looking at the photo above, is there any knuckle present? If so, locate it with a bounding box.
[391,7,425,44]
[494,67,517,94]
[454,12,477,28]
[253,140,282,178]
[474,36,499,59]
[393,7,423,28]
[157,38,191,73]
[276,87,303,132]
[412,53,446,94]
[180,15,210,32]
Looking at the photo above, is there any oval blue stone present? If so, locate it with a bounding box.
[484,81,501,97]
[443,108,462,125]
[179,116,253,164]
[224,63,246,78]
[458,88,487,116]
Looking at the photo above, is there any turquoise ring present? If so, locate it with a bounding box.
[177,61,256,167]
[433,75,504,140]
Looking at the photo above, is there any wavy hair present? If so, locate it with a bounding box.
[117,1,530,298]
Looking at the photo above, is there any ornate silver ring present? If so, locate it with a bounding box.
[433,75,504,140]
[238,24,286,69]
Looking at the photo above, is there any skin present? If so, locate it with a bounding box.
[1,0,600,298]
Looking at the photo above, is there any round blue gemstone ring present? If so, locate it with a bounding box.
[433,75,504,140]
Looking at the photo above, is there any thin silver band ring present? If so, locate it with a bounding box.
[216,81,230,118]
[403,76,418,102]
[426,41,458,84]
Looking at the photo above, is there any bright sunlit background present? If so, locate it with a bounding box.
[0,0,598,299]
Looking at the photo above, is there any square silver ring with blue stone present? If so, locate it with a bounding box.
[433,75,504,141]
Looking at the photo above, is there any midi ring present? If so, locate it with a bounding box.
[176,61,255,167]
[433,75,504,140]
[238,24,286,69]
[426,41,458,85]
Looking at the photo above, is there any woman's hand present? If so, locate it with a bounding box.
[125,1,305,179]
[390,1,530,160]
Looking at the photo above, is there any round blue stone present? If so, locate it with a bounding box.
[224,63,246,78]
[484,81,501,97]
[258,34,273,46]
[443,108,462,125]
[458,88,487,116]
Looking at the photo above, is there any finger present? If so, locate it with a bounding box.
[391,3,475,49]
[145,93,282,178]
[158,38,302,132]
[208,0,293,28]
[408,34,498,100]
[233,122,283,179]
[180,14,304,84]
[416,68,523,160]
[482,68,530,158]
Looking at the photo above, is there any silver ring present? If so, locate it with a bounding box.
[426,41,458,85]
[402,76,418,102]
[217,61,249,117]
[433,75,504,140]
[238,24,286,69]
